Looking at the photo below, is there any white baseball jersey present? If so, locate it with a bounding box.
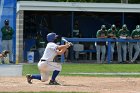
[41,42,58,61]
[38,42,62,82]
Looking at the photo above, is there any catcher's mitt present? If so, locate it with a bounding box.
[2,50,10,57]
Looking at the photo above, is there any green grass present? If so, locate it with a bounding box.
[23,63,140,77]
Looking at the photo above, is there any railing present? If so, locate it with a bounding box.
[61,38,140,63]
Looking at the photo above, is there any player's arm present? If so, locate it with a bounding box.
[56,43,70,55]
[96,30,103,38]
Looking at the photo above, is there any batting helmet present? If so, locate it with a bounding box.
[47,32,58,42]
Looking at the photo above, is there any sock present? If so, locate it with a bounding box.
[51,70,60,81]
[31,74,41,80]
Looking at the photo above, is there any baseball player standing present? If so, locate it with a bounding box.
[129,25,140,63]
[117,24,130,63]
[96,25,107,63]
[26,32,71,85]
[107,24,118,63]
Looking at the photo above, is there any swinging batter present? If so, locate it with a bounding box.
[26,32,72,85]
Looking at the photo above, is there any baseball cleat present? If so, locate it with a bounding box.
[49,80,60,85]
[26,74,32,84]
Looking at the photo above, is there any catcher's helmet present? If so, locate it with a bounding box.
[47,32,58,42]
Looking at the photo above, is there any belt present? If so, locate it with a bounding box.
[41,59,46,61]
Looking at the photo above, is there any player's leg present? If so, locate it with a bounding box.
[110,43,115,62]
[101,45,106,63]
[96,45,101,63]
[26,61,48,84]
[122,43,127,63]
[8,40,13,63]
[131,43,140,63]
[47,62,62,85]
[117,42,122,63]
[129,42,133,62]
[26,74,41,84]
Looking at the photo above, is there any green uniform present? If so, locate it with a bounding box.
[96,29,107,63]
[131,30,140,39]
[1,26,14,40]
[107,29,117,62]
[117,29,130,63]
[96,30,107,45]
[1,25,14,63]
[129,29,140,63]
[107,29,117,38]
[118,29,130,37]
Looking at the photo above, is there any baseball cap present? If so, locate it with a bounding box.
[47,32,58,42]
[4,19,9,23]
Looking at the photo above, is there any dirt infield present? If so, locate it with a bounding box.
[0,76,140,93]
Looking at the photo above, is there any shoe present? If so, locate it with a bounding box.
[49,80,60,85]
[123,61,129,64]
[119,61,123,64]
[134,61,138,64]
[26,74,32,84]
[2,60,5,64]
[10,61,14,64]
[129,60,134,64]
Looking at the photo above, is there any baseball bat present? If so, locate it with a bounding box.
[62,37,73,46]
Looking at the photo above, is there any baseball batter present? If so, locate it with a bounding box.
[26,32,71,85]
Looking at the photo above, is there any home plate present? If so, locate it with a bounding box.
[0,65,23,76]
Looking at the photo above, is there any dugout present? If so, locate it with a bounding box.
[16,1,140,62]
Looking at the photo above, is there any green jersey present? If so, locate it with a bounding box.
[96,30,107,45]
[107,29,117,38]
[118,29,130,38]
[131,29,140,39]
[1,26,14,40]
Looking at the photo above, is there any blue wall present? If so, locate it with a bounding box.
[0,0,16,62]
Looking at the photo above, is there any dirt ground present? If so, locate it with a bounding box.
[0,76,140,93]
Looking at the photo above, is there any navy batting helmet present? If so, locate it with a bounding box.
[47,32,58,42]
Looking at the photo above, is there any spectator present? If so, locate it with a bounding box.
[117,24,130,64]
[129,25,140,63]
[36,32,46,59]
[107,24,118,63]
[96,25,107,63]
[1,19,14,64]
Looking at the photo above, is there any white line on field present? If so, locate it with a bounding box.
[68,72,140,75]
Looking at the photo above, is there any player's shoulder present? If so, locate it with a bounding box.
[47,42,58,47]
[108,29,111,31]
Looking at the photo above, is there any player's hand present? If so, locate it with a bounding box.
[65,42,73,48]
